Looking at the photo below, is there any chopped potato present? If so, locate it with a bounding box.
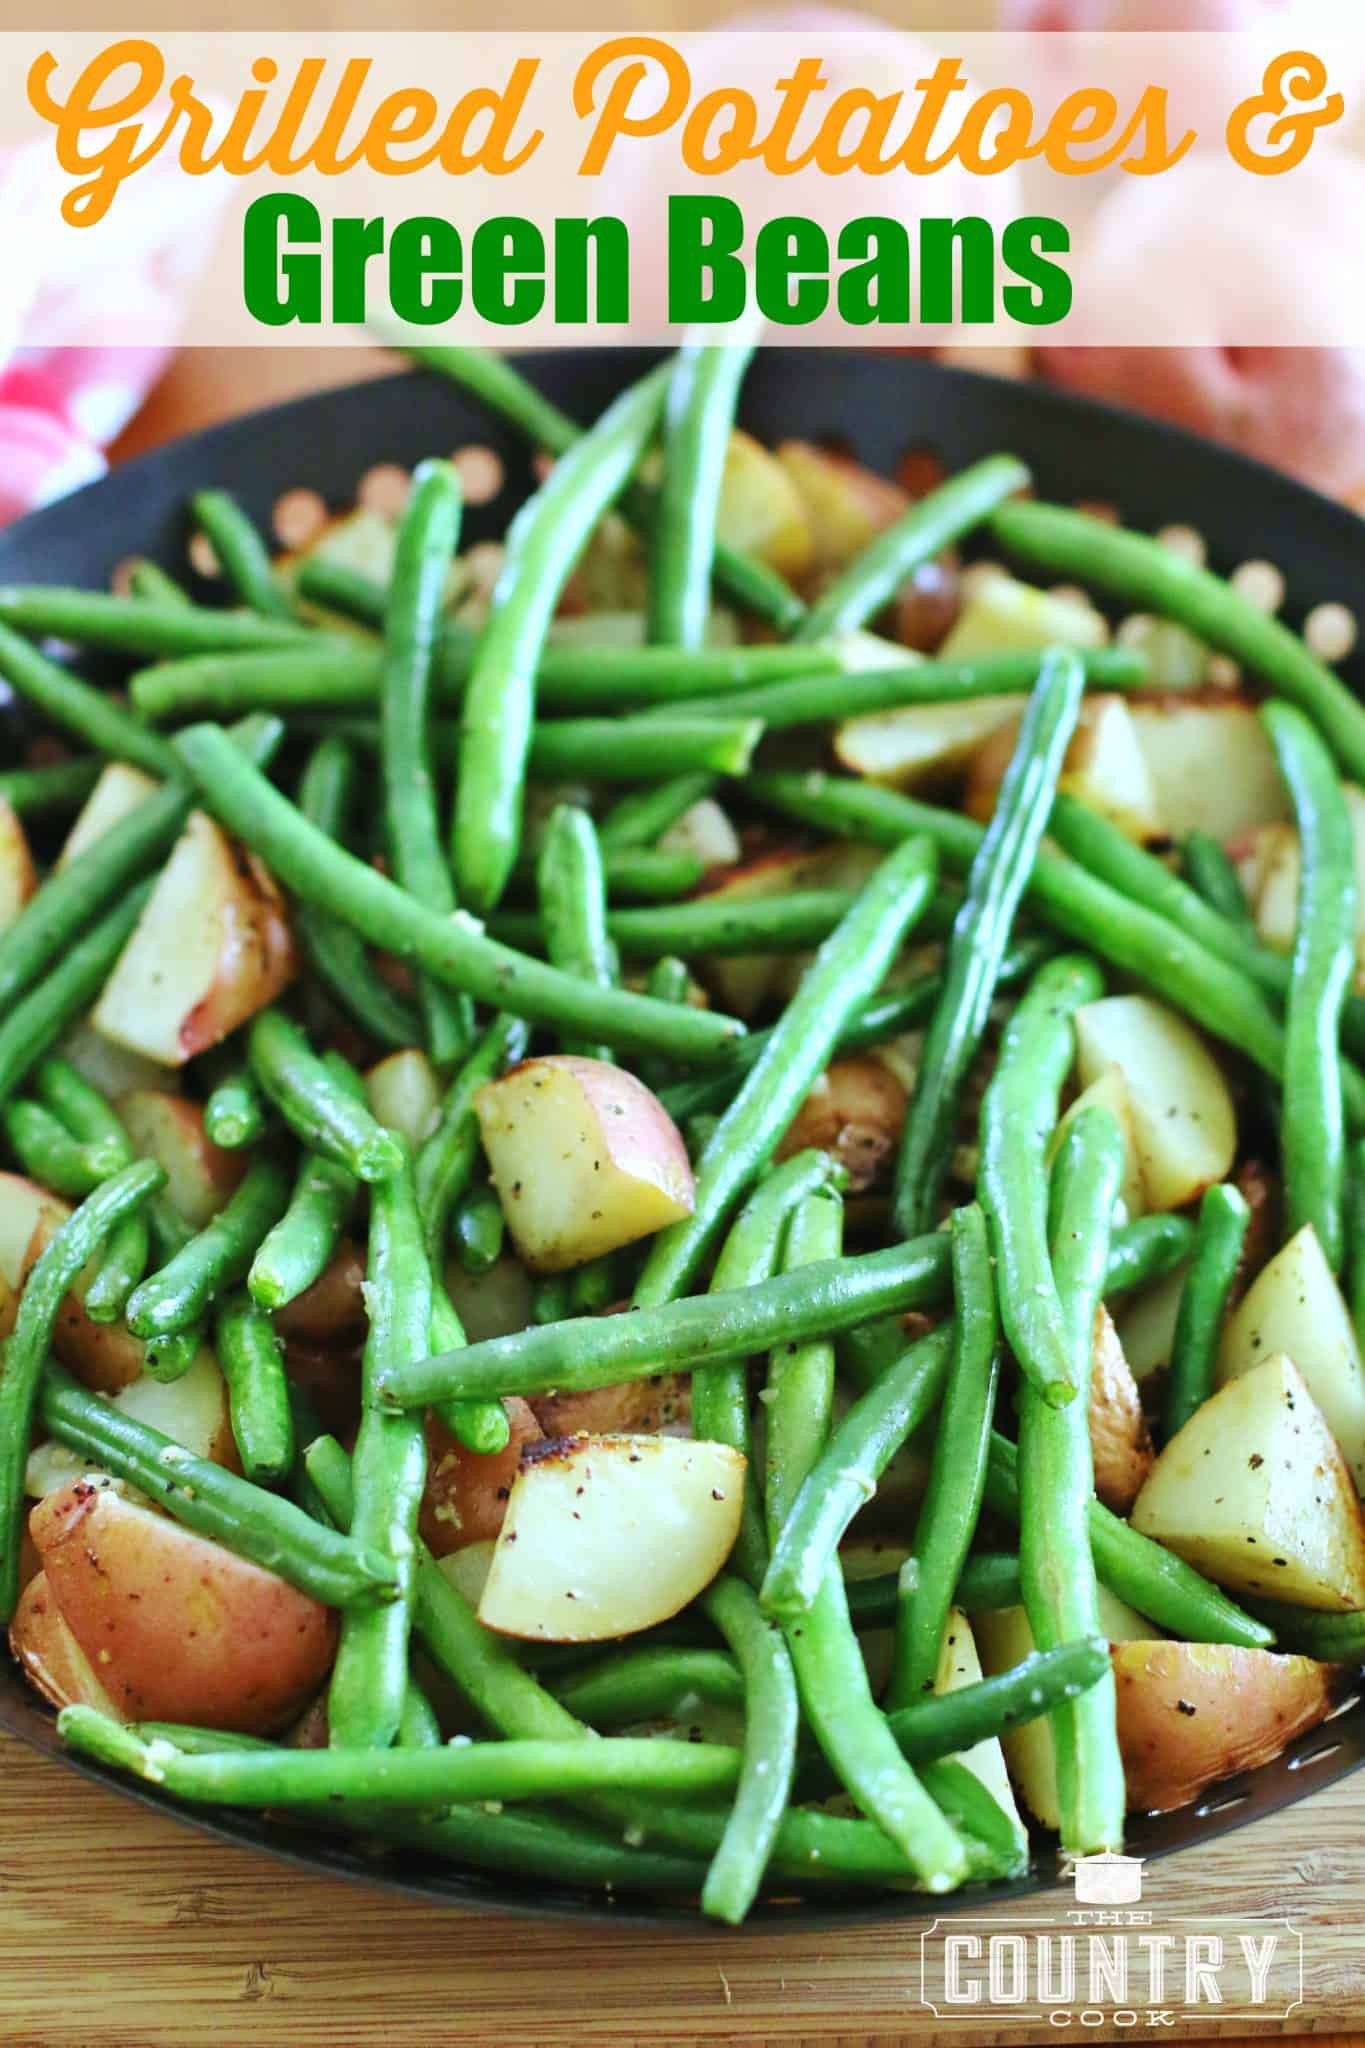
[1074,995,1235,1212]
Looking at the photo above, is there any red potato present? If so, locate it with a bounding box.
[476,1056,694,1272]
[0,1172,69,1291]
[117,1090,245,1228]
[776,1056,908,1194]
[24,1211,144,1395]
[92,811,297,1065]
[775,440,909,577]
[529,1373,691,1440]
[24,1340,236,1498]
[418,1398,543,1557]
[1112,1640,1340,1815]
[0,798,37,933]
[1089,1304,1154,1517]
[10,1571,119,1718]
[28,1478,337,1732]
[270,1238,367,1344]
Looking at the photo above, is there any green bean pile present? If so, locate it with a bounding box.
[1,344,1361,1922]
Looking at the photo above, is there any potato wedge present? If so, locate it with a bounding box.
[25,1345,235,1496]
[0,1173,69,1291]
[365,1049,441,1150]
[1128,699,1291,841]
[1218,1224,1365,1492]
[478,1434,744,1641]
[93,811,297,1064]
[716,429,816,582]
[0,797,37,933]
[1090,1304,1154,1515]
[270,1238,366,1344]
[933,1607,1026,1838]
[419,1397,542,1556]
[658,798,740,873]
[55,763,158,872]
[836,695,1022,793]
[30,1477,336,1731]
[10,1570,120,1717]
[1052,1067,1145,1222]
[443,1253,534,1345]
[1111,1639,1338,1813]
[966,696,1161,839]
[775,440,908,575]
[1249,786,1365,993]
[1114,1262,1187,1387]
[1132,1354,1365,1610]
[1074,995,1235,1212]
[476,1056,694,1272]
[937,569,1107,663]
[117,1090,246,1227]
[58,1019,172,1104]
[529,1373,690,1439]
[776,1056,908,1194]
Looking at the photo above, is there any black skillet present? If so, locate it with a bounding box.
[0,349,1362,1926]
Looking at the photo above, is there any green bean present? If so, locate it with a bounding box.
[0,619,180,778]
[428,1277,509,1457]
[451,1180,505,1276]
[894,648,1084,1237]
[888,1206,1000,1708]
[1182,829,1255,930]
[170,725,746,1066]
[697,1571,799,1925]
[793,456,1029,643]
[148,1193,195,1266]
[530,1273,572,1325]
[143,1327,203,1386]
[1242,1595,1365,1661]
[658,936,1053,1126]
[452,364,671,913]
[551,1645,744,1723]
[796,1636,1110,1798]
[131,644,382,722]
[36,1371,389,1605]
[0,1162,164,1616]
[1,1099,119,1195]
[979,954,1105,1406]
[328,1147,431,1749]
[0,719,280,1018]
[247,1011,403,1183]
[379,1227,954,1410]
[249,1138,357,1312]
[1047,792,1290,1006]
[0,885,150,1112]
[404,343,807,635]
[992,497,1365,783]
[538,804,614,1060]
[1163,1182,1251,1441]
[1263,699,1356,1268]
[492,887,854,961]
[60,1709,744,1808]
[394,1678,442,1751]
[308,1435,1011,1889]
[139,1724,270,1755]
[126,1158,291,1340]
[202,1064,268,1150]
[598,775,718,853]
[512,845,706,905]
[1022,1104,1126,1856]
[414,1013,528,1272]
[0,586,316,657]
[125,559,192,606]
[749,773,1365,1129]
[294,737,421,1050]
[567,1252,619,1315]
[652,644,1148,731]
[192,490,294,620]
[527,715,762,782]
[83,1214,150,1325]
[633,834,938,1311]
[33,1058,127,1157]
[651,342,755,649]
[0,758,100,819]
[762,1326,952,1621]
[1103,1212,1198,1297]
[887,1549,1024,1622]
[1348,1139,1365,1346]
[380,457,472,1065]
[214,1289,295,1482]
[764,1192,968,1892]
[984,1432,1272,1648]
[698,1150,848,1588]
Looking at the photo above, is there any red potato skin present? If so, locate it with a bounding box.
[10,1570,119,1717]
[419,1399,543,1556]
[29,1480,337,1733]
[116,1093,246,1229]
[271,1239,367,1344]
[22,1215,144,1395]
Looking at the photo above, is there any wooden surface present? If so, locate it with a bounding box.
[6,344,1365,2044]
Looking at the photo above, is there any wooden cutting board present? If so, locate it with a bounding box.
[1,1726,1360,2045]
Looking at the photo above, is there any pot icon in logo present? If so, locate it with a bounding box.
[1069,1851,1145,1904]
